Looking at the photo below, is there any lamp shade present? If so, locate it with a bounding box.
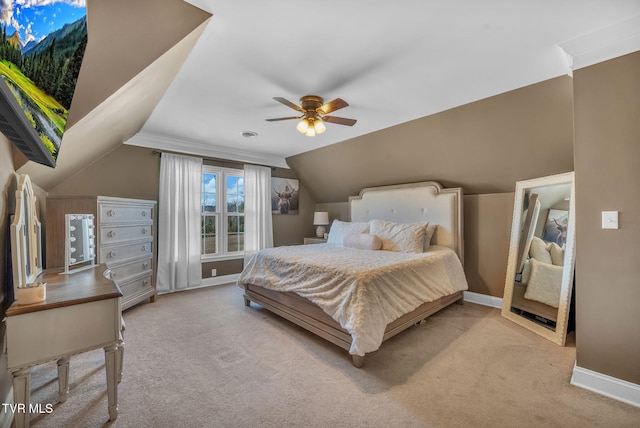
[313,212,329,225]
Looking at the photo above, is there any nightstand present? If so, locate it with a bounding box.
[304,237,327,245]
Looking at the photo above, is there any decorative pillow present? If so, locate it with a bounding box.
[369,219,427,253]
[524,258,563,308]
[529,236,553,264]
[548,242,565,266]
[326,220,370,245]
[423,224,437,251]
[342,233,382,251]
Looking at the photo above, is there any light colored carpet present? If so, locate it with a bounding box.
[27,283,640,427]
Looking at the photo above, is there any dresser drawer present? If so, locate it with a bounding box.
[101,241,153,264]
[119,274,153,297]
[101,224,153,245]
[100,203,153,224]
[109,257,153,283]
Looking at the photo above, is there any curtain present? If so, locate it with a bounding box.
[243,164,274,265]
[156,153,203,293]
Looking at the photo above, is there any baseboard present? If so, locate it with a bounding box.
[571,364,640,408]
[463,291,503,309]
[157,274,240,295]
[0,386,13,428]
[200,273,240,288]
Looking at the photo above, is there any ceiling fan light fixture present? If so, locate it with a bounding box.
[305,121,317,137]
[313,118,326,134]
[268,95,356,136]
[296,117,310,134]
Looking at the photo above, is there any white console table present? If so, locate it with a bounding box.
[5,264,123,428]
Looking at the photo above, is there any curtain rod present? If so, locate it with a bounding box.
[152,150,277,170]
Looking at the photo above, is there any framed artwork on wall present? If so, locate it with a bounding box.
[542,208,569,246]
[272,177,299,215]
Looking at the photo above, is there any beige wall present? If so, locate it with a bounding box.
[48,145,161,200]
[573,51,640,384]
[463,193,514,296]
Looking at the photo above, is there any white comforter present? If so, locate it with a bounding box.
[238,244,468,356]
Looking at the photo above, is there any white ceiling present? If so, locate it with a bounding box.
[127,0,640,168]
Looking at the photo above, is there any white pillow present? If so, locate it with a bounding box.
[524,258,563,308]
[548,242,565,266]
[529,236,553,264]
[342,233,382,251]
[423,224,437,251]
[326,220,370,245]
[369,219,427,253]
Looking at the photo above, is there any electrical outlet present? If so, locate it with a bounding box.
[602,211,619,229]
[211,269,217,277]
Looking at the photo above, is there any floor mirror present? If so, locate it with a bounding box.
[501,172,575,345]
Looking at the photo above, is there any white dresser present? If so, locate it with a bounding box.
[46,196,157,310]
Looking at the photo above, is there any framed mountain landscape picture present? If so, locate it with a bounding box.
[0,0,88,167]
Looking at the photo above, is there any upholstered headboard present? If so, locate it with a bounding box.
[349,181,464,264]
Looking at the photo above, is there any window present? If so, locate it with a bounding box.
[202,166,244,259]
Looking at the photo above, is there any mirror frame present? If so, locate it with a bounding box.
[64,213,96,274]
[10,174,43,296]
[501,172,576,345]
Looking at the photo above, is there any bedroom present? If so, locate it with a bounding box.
[1,0,639,426]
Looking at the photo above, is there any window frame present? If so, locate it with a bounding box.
[201,165,245,261]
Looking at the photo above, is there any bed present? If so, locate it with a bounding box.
[239,181,468,367]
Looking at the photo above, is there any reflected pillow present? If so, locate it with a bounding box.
[342,233,382,251]
[529,236,553,264]
[524,258,563,308]
[326,220,370,245]
[369,219,427,253]
[548,242,565,266]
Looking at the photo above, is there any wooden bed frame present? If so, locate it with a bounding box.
[243,181,465,367]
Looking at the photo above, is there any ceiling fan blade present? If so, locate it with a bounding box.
[318,98,349,115]
[273,97,304,112]
[265,116,302,122]
[322,116,357,126]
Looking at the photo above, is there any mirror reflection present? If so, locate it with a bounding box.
[64,214,96,274]
[502,172,575,345]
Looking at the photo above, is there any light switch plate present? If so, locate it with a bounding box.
[602,211,619,229]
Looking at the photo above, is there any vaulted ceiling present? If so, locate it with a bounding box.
[15,0,640,189]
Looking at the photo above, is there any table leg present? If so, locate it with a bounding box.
[12,367,32,428]
[104,344,118,421]
[57,357,70,403]
[116,334,124,384]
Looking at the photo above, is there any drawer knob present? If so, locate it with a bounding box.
[142,245,148,252]
[107,251,116,258]
[143,280,149,286]
[108,230,116,238]
[142,228,148,234]
[107,209,115,217]
[142,211,147,217]
[143,262,149,269]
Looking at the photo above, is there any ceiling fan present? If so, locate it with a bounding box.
[266,95,357,137]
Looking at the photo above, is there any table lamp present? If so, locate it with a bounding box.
[313,212,329,238]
